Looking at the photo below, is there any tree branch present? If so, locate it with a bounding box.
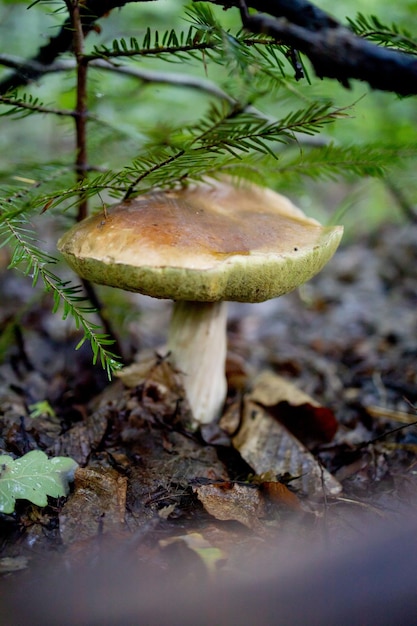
[212,0,417,95]
[2,0,417,98]
[0,0,156,95]
[0,94,76,117]
[70,0,89,221]
[0,55,332,147]
[207,0,339,31]
[0,55,242,105]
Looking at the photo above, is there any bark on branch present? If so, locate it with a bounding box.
[0,0,155,94]
[210,0,417,95]
[1,0,417,96]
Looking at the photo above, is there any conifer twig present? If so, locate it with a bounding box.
[218,0,417,95]
[81,277,125,360]
[0,94,76,118]
[2,0,417,95]
[0,56,237,103]
[0,0,151,94]
[69,0,89,222]
[67,1,124,360]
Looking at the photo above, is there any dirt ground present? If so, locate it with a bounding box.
[0,219,416,590]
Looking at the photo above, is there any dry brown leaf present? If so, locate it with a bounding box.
[117,353,193,427]
[159,532,226,575]
[233,396,341,498]
[53,408,109,465]
[193,482,266,530]
[225,351,250,392]
[261,480,302,510]
[0,556,29,574]
[250,371,338,444]
[250,472,303,512]
[59,466,127,545]
[250,371,319,407]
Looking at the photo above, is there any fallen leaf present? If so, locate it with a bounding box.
[225,351,250,392]
[233,397,342,498]
[250,472,302,512]
[53,406,110,465]
[159,532,226,575]
[250,371,338,444]
[59,466,127,545]
[0,556,29,574]
[193,481,265,530]
[117,353,192,427]
[158,503,177,519]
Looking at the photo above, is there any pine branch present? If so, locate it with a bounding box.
[275,144,417,182]
[0,168,79,224]
[0,89,108,127]
[122,100,345,196]
[0,54,327,151]
[202,0,417,95]
[201,0,338,31]
[87,6,292,80]
[3,0,417,96]
[0,93,76,118]
[29,98,344,205]
[0,0,156,94]
[30,171,126,213]
[0,214,122,378]
[0,55,245,104]
[347,14,417,55]
[70,0,89,220]
[87,28,215,62]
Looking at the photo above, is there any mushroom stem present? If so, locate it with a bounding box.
[167,300,228,426]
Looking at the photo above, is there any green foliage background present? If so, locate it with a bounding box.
[0,0,416,373]
[1,1,416,226]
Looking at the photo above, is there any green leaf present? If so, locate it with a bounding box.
[0,450,78,514]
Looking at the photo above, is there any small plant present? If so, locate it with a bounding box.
[0,450,78,514]
[28,400,57,419]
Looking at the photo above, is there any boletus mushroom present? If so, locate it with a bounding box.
[58,178,343,426]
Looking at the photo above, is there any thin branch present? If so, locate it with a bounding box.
[2,0,417,97]
[385,179,417,223]
[0,55,330,154]
[81,276,125,360]
[124,150,185,199]
[71,1,89,221]
[201,0,339,31]
[0,0,153,95]
[69,1,124,360]
[85,40,214,62]
[0,94,76,118]
[0,55,251,104]
[223,0,417,95]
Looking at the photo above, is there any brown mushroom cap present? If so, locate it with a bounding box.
[58,179,343,303]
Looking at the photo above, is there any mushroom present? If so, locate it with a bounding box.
[57,178,343,426]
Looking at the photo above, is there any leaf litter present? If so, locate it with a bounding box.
[0,222,416,591]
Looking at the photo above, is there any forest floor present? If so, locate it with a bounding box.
[0,219,416,614]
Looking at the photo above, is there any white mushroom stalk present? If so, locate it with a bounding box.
[57,177,343,427]
[168,301,227,425]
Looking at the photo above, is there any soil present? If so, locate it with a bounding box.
[0,220,416,592]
